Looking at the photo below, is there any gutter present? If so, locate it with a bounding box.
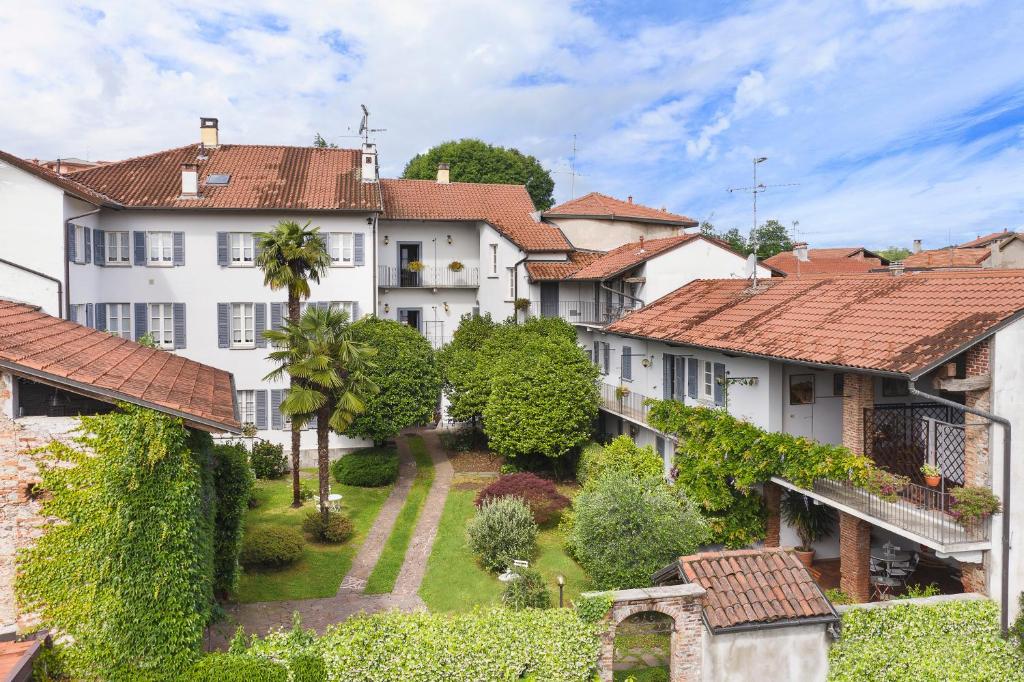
[63,207,102,318]
[907,377,1012,635]
[0,258,63,317]
[512,253,529,318]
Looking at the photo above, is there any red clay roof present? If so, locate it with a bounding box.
[606,270,1024,376]
[68,144,381,211]
[763,253,886,275]
[525,251,604,281]
[0,639,39,681]
[569,235,699,280]
[0,300,239,432]
[0,149,116,206]
[380,178,570,252]
[902,247,990,268]
[678,548,836,632]
[544,192,697,226]
[959,231,1016,248]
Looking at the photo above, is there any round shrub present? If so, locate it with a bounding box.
[250,440,288,479]
[331,448,399,487]
[239,527,304,568]
[502,568,551,610]
[184,653,288,682]
[466,496,537,573]
[475,473,569,525]
[302,510,354,544]
[577,436,663,487]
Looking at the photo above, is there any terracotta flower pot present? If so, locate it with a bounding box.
[795,548,815,568]
[924,474,941,487]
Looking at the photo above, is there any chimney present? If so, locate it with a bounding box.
[638,235,645,253]
[361,142,378,183]
[200,117,219,148]
[180,163,199,197]
[889,261,905,277]
[913,239,922,254]
[436,163,450,184]
[793,242,809,262]
[627,195,633,203]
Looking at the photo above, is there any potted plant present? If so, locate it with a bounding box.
[949,486,1001,524]
[448,260,464,272]
[407,260,424,272]
[513,298,531,312]
[615,385,631,401]
[920,463,941,487]
[863,468,910,503]
[781,491,837,567]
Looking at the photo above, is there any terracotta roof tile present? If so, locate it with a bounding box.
[606,270,1024,376]
[568,234,700,280]
[0,149,116,206]
[0,300,238,432]
[544,192,697,226]
[379,178,570,252]
[959,231,1017,248]
[902,247,990,268]
[525,251,604,281]
[68,144,381,211]
[764,247,887,275]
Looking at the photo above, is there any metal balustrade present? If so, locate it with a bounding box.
[379,265,480,288]
[598,383,653,425]
[529,299,640,325]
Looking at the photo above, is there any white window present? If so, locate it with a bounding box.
[329,232,353,266]
[231,303,255,348]
[703,360,713,399]
[105,231,130,265]
[229,233,254,266]
[73,226,87,264]
[149,303,174,349]
[489,243,499,276]
[70,304,86,324]
[148,232,173,265]
[107,303,132,339]
[237,390,256,425]
[506,267,516,301]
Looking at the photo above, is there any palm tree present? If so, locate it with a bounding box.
[265,305,378,521]
[255,220,332,507]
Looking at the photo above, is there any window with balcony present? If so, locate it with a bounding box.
[329,232,354,266]
[231,303,255,348]
[229,232,254,266]
[148,232,173,265]
[149,303,174,349]
[105,231,130,265]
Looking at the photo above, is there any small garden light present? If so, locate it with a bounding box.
[557,574,565,607]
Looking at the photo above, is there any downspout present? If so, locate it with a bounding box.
[512,252,528,321]
[370,213,379,318]
[63,207,102,319]
[0,258,63,317]
[907,377,1012,635]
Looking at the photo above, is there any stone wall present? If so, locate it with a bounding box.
[961,338,992,594]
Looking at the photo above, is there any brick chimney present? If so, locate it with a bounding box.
[180,163,199,198]
[436,163,450,184]
[627,195,633,203]
[200,117,219,148]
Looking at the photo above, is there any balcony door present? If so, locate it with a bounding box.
[540,282,559,318]
[398,242,421,287]
[398,307,422,332]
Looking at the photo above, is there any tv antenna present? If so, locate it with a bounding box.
[727,156,799,288]
[358,104,387,145]
[551,133,586,199]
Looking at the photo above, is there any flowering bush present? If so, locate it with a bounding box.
[950,485,1001,523]
[466,496,538,572]
[475,473,569,524]
[863,468,911,502]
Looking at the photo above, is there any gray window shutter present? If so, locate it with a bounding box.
[714,362,726,406]
[353,233,365,266]
[255,390,268,430]
[67,224,77,262]
[172,232,185,266]
[173,303,186,349]
[270,302,283,331]
[662,354,672,399]
[133,231,146,265]
[621,345,632,380]
[593,341,600,368]
[687,358,698,399]
[674,356,686,401]
[83,228,92,264]
[85,303,94,328]
[255,303,267,348]
[95,303,107,332]
[656,436,665,457]
[216,232,229,266]
[134,303,148,340]
[602,343,610,375]
[351,301,360,321]
[217,303,230,348]
[93,229,105,266]
[270,389,284,430]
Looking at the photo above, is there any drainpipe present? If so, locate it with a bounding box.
[512,253,528,321]
[907,379,1012,635]
[0,258,63,317]
[63,207,102,319]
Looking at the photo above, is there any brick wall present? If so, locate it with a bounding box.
[842,373,874,455]
[763,482,781,548]
[839,512,871,603]
[964,339,992,488]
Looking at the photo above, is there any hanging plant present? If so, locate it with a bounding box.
[407,260,425,272]
[513,298,531,311]
[449,261,465,272]
[615,385,631,401]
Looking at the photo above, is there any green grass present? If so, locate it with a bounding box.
[419,475,592,612]
[613,666,669,682]
[235,468,391,603]
[363,436,435,594]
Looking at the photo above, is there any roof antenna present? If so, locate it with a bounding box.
[358,104,387,145]
[551,133,586,199]
[727,156,798,289]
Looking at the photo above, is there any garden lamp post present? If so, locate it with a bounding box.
[557,574,565,608]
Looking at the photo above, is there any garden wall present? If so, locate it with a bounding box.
[702,625,831,682]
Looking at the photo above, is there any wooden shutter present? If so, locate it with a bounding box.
[621,345,632,380]
[662,354,672,399]
[270,302,283,331]
[83,228,92,264]
[255,390,268,430]
[173,303,186,349]
[133,231,146,265]
[713,362,726,406]
[134,303,148,340]
[216,232,229,266]
[93,229,105,266]
[674,356,686,401]
[270,389,284,430]
[217,303,230,348]
[85,303,94,328]
[593,341,600,369]
[255,303,267,348]
[602,343,610,375]
[66,224,76,262]
[172,232,185,266]
[95,303,107,332]
[353,233,365,266]
[687,357,698,399]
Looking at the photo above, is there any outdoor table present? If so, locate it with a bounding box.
[327,493,342,511]
[870,546,912,563]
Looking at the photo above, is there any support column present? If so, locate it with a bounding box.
[839,512,872,602]
[842,373,875,455]
[763,482,781,548]
[964,339,992,488]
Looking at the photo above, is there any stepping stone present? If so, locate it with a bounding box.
[338,576,366,591]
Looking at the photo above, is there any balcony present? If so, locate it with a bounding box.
[379,265,480,289]
[529,300,640,326]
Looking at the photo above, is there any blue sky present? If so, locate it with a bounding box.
[1,0,1022,249]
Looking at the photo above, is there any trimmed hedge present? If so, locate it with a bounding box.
[250,440,287,479]
[502,567,551,610]
[183,653,288,682]
[331,448,399,487]
[829,599,1024,681]
[239,527,304,568]
[302,509,354,544]
[475,472,569,524]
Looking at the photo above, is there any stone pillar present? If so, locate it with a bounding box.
[963,339,992,488]
[763,482,781,548]
[842,373,875,455]
[839,512,872,602]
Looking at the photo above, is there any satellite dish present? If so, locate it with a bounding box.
[745,253,757,278]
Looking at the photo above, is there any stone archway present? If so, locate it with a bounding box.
[588,584,706,682]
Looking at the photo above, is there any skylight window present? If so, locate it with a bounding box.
[205,173,230,185]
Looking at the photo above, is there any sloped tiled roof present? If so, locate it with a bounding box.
[569,234,699,280]
[606,270,1024,376]
[525,251,604,281]
[764,251,887,275]
[676,548,837,632]
[902,247,990,268]
[68,144,381,211]
[0,300,239,432]
[543,192,697,226]
[0,149,116,206]
[379,178,570,252]
[959,231,1017,248]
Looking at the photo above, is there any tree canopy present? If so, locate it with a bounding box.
[701,218,795,258]
[402,139,556,210]
[878,246,912,261]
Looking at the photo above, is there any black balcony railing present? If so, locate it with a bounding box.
[529,299,640,325]
[379,265,480,288]
[866,403,966,486]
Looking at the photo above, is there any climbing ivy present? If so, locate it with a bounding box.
[212,441,255,597]
[16,404,219,680]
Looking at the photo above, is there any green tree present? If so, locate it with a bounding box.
[255,220,331,507]
[348,317,441,444]
[437,313,498,423]
[402,139,555,210]
[265,305,378,521]
[750,219,794,259]
[312,132,338,148]
[878,246,912,261]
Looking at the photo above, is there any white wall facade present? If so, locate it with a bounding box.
[702,625,830,682]
[547,216,681,251]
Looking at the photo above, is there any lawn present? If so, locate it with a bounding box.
[235,468,392,603]
[364,435,435,594]
[419,474,592,611]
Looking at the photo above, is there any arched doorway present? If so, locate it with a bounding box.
[613,610,673,681]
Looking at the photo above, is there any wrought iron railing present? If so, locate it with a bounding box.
[866,403,966,486]
[529,299,640,325]
[379,265,480,288]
